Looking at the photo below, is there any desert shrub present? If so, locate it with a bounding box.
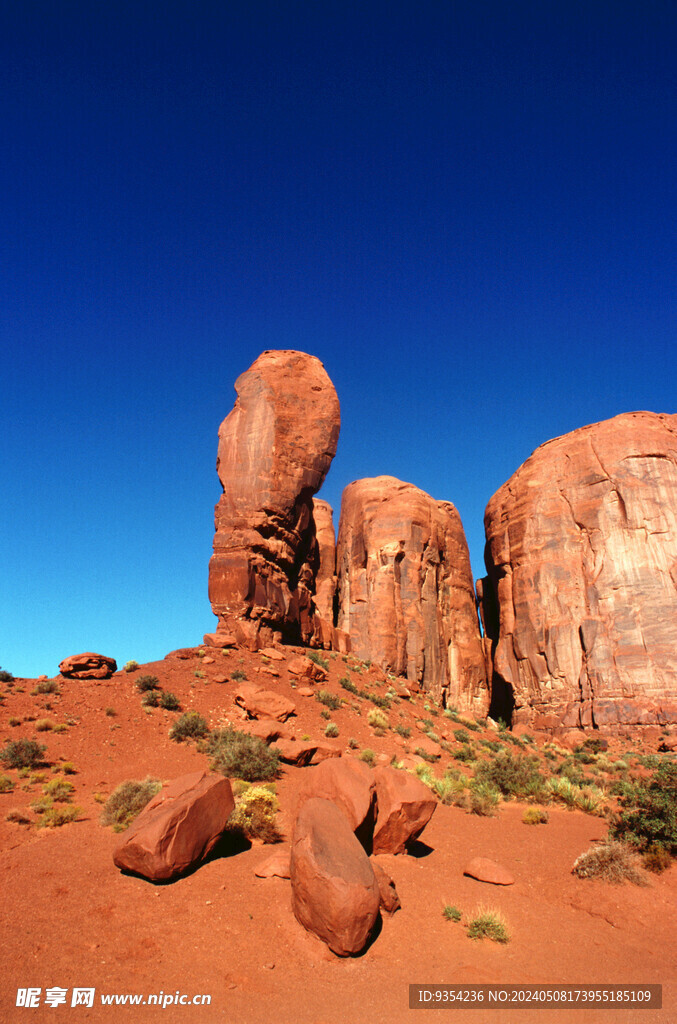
[367,708,388,731]
[31,680,59,695]
[324,722,339,738]
[365,692,391,710]
[206,728,279,782]
[453,728,470,744]
[170,711,209,742]
[467,908,509,943]
[360,749,376,767]
[159,691,181,711]
[545,776,605,814]
[227,784,282,843]
[316,690,342,711]
[523,807,549,825]
[6,809,31,824]
[457,716,480,732]
[474,750,545,799]
[415,765,469,807]
[572,840,647,885]
[0,774,14,793]
[35,719,54,732]
[43,778,74,802]
[59,762,77,774]
[38,805,82,828]
[348,737,359,750]
[231,669,247,682]
[142,690,161,707]
[8,718,21,727]
[0,669,14,682]
[643,844,673,873]
[320,709,331,720]
[307,651,329,670]
[101,777,162,832]
[415,747,438,763]
[480,738,501,753]
[394,724,411,738]
[442,905,462,922]
[338,676,358,694]
[123,661,139,673]
[468,779,500,816]
[52,724,68,734]
[0,738,46,769]
[136,675,160,692]
[105,707,116,717]
[609,761,677,854]
[454,744,476,763]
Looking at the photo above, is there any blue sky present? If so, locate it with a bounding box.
[2,1,676,678]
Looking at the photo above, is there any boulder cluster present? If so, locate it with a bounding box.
[206,351,677,732]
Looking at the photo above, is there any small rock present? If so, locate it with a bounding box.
[254,848,290,878]
[371,860,401,914]
[298,686,314,697]
[463,857,515,886]
[235,683,296,722]
[260,648,285,661]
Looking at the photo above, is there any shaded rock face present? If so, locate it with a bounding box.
[372,766,436,855]
[482,412,677,729]
[336,476,488,708]
[59,653,117,679]
[290,797,380,956]
[208,351,340,647]
[113,771,234,882]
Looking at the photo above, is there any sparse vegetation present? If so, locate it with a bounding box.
[467,779,500,816]
[231,669,247,682]
[37,804,82,828]
[8,717,21,727]
[142,691,161,707]
[572,840,647,885]
[643,844,673,873]
[523,807,549,825]
[226,783,282,843]
[43,778,75,802]
[324,722,339,737]
[316,690,342,711]
[609,760,677,854]
[6,809,31,824]
[442,905,462,922]
[360,749,376,767]
[0,774,14,793]
[467,909,510,943]
[136,675,160,692]
[35,719,54,732]
[307,651,329,670]
[206,728,279,781]
[367,708,388,731]
[100,777,162,832]
[105,707,116,717]
[0,738,46,769]
[339,676,358,694]
[414,747,439,763]
[170,711,210,742]
[159,691,181,711]
[123,661,139,673]
[474,750,544,800]
[394,724,411,738]
[31,680,59,695]
[0,669,14,682]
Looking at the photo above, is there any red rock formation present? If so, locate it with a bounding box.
[336,476,488,709]
[312,498,337,624]
[58,653,117,679]
[372,766,436,854]
[482,411,677,729]
[290,797,381,956]
[113,771,234,881]
[234,682,296,722]
[463,857,515,886]
[207,351,340,648]
[296,756,377,850]
[371,860,401,914]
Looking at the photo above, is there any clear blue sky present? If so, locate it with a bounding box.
[2,1,676,678]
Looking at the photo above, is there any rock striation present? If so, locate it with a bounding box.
[336,476,488,708]
[481,412,677,729]
[207,351,340,648]
[59,653,117,679]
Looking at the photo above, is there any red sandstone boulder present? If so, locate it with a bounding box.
[275,739,341,766]
[336,477,488,709]
[290,797,381,956]
[463,857,514,886]
[372,766,436,854]
[59,652,117,679]
[254,847,291,878]
[113,771,234,881]
[482,411,677,729]
[241,718,293,743]
[235,683,296,722]
[296,756,377,848]
[371,860,401,914]
[208,350,340,648]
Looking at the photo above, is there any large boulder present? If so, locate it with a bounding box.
[208,350,340,648]
[59,652,117,679]
[290,797,380,956]
[482,412,677,729]
[296,756,377,849]
[234,682,296,722]
[372,766,436,854]
[113,771,234,881]
[336,476,488,708]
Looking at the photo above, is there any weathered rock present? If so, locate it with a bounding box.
[208,350,340,647]
[58,652,117,679]
[241,718,293,743]
[113,771,234,882]
[260,647,285,661]
[234,683,296,722]
[372,766,436,854]
[482,412,677,729]
[463,857,514,886]
[254,847,291,878]
[276,739,342,766]
[336,477,488,709]
[291,797,381,956]
[297,756,377,850]
[371,860,401,914]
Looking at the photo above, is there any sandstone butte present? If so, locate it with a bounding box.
[481,411,677,730]
[207,350,341,649]
[336,476,488,711]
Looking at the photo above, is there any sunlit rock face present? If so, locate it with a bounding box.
[208,350,340,647]
[481,411,677,729]
[336,475,488,710]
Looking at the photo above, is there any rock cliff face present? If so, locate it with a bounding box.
[336,476,488,709]
[482,411,677,729]
[207,350,340,647]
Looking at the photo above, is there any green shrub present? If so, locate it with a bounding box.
[414,747,438,763]
[367,708,388,731]
[136,675,160,692]
[307,651,329,670]
[394,724,411,738]
[231,669,247,682]
[467,909,509,943]
[159,691,181,711]
[37,804,82,828]
[227,784,282,843]
[0,669,14,682]
[454,744,476,763]
[360,749,376,767]
[324,722,339,738]
[643,844,673,873]
[206,728,279,781]
[468,779,500,816]
[142,691,161,707]
[364,692,391,710]
[609,760,677,853]
[523,807,549,825]
[338,676,358,694]
[453,728,470,744]
[572,840,646,885]
[35,719,54,732]
[105,707,116,717]
[8,717,21,727]
[474,750,545,799]
[0,774,14,793]
[442,905,462,922]
[100,777,162,832]
[31,680,59,695]
[43,778,74,802]
[123,661,139,673]
[170,711,209,742]
[348,737,359,750]
[316,690,342,711]
[0,738,46,769]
